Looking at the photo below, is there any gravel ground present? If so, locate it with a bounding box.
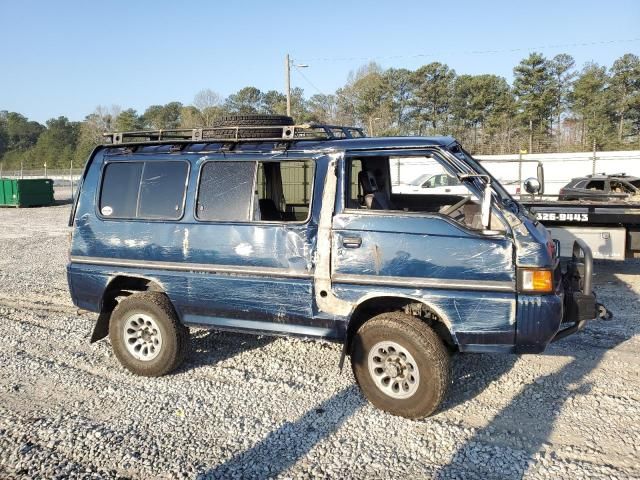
[0,193,639,479]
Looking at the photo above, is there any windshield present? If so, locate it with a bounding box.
[448,144,516,201]
[445,143,523,216]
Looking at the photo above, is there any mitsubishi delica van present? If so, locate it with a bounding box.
[67,115,610,418]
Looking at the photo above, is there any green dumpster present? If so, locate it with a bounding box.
[0,178,55,207]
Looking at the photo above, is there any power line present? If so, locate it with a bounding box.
[297,37,640,64]
[293,64,326,96]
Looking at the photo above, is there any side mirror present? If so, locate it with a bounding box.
[524,177,541,194]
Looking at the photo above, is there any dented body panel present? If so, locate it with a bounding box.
[68,135,600,356]
[331,213,514,281]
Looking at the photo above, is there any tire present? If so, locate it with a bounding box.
[206,114,294,139]
[351,312,451,419]
[211,114,294,126]
[109,292,189,377]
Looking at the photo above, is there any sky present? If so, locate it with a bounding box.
[1,0,638,124]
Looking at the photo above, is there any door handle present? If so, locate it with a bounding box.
[445,188,451,192]
[342,236,362,248]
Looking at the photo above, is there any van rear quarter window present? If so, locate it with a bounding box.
[100,162,143,218]
[99,161,188,219]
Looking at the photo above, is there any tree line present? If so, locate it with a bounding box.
[1,51,638,171]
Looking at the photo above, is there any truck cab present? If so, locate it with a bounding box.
[67,116,609,418]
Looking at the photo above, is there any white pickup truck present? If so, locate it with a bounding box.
[393,173,470,195]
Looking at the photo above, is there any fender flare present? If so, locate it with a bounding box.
[90,274,165,343]
[337,294,454,371]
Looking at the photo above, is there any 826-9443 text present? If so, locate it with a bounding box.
[536,212,589,222]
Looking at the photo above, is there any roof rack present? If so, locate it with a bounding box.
[103,123,366,145]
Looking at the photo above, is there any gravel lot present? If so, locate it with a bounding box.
[0,193,639,479]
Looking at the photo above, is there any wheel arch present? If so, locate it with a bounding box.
[90,274,166,343]
[339,294,456,369]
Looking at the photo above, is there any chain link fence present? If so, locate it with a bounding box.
[453,131,640,156]
[0,168,84,202]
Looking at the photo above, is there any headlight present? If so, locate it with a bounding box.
[518,268,553,293]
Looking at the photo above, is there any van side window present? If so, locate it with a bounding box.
[100,162,143,218]
[345,155,505,232]
[197,161,256,221]
[255,160,314,222]
[138,162,189,219]
[99,161,189,220]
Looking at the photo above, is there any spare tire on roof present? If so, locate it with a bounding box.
[205,114,294,139]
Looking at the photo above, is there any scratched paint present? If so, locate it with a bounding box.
[182,228,190,257]
[333,284,516,338]
[332,214,514,281]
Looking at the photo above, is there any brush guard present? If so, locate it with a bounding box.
[553,239,613,342]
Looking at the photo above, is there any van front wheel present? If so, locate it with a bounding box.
[351,312,451,419]
[109,292,188,377]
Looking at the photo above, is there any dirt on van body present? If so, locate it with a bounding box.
[0,199,638,479]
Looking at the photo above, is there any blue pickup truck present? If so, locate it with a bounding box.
[67,115,609,418]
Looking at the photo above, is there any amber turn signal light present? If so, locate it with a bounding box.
[519,269,553,293]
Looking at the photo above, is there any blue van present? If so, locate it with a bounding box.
[67,115,609,418]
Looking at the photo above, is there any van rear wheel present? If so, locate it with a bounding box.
[109,292,188,377]
[350,312,450,418]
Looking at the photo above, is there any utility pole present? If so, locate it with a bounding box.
[285,53,291,117]
[285,54,308,118]
[369,117,381,137]
[529,119,533,154]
